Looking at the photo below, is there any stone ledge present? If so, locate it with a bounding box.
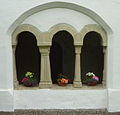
[15,84,105,90]
[0,109,120,115]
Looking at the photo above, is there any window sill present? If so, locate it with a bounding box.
[15,84,106,90]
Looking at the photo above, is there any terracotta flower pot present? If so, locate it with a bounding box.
[58,82,68,86]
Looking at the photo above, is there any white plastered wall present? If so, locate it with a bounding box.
[22,8,97,32]
[0,0,120,112]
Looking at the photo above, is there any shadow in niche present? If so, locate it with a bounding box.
[15,31,40,84]
[50,30,75,84]
[81,31,104,84]
[50,42,63,84]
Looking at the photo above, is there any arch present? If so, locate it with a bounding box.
[12,24,41,88]
[7,2,112,35]
[48,23,77,45]
[9,1,113,88]
[79,24,107,46]
[50,30,75,84]
[81,31,104,84]
[15,31,40,84]
[12,24,41,46]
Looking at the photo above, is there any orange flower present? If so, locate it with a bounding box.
[61,78,68,83]
[64,79,68,83]
[61,78,65,83]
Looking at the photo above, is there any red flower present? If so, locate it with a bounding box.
[22,77,28,82]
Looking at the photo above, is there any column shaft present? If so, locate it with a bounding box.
[73,46,82,88]
[39,46,52,88]
[12,45,19,88]
[103,47,106,86]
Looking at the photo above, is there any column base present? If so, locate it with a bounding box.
[14,80,19,89]
[73,81,82,88]
[102,80,106,86]
[39,81,52,88]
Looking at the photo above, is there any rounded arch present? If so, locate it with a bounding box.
[79,24,107,46]
[12,24,41,46]
[50,30,75,84]
[81,31,104,84]
[15,31,41,84]
[49,23,77,45]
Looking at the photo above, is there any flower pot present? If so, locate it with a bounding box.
[86,80,97,86]
[23,79,38,87]
[58,82,68,86]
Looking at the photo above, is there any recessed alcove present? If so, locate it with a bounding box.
[50,30,75,84]
[12,24,107,89]
[81,31,104,84]
[15,31,40,84]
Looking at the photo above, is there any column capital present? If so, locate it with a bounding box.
[39,46,50,54]
[74,45,82,54]
[12,45,16,48]
[103,46,107,54]
[12,45,16,54]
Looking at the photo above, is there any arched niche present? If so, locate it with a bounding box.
[50,30,75,84]
[80,24,107,46]
[15,31,40,84]
[48,23,78,45]
[81,31,104,84]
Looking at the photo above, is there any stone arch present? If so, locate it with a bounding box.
[48,23,78,45]
[80,24,107,86]
[79,24,107,46]
[12,24,41,88]
[50,30,75,84]
[12,24,41,46]
[15,31,40,84]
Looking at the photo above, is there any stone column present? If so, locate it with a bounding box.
[73,46,82,88]
[12,45,19,89]
[39,46,52,88]
[103,47,106,86]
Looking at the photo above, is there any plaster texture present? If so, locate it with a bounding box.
[22,8,97,32]
[0,90,13,111]
[14,89,107,110]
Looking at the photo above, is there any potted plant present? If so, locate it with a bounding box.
[21,72,38,87]
[57,73,69,86]
[85,72,99,86]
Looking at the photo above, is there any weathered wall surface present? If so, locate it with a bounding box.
[0,0,120,112]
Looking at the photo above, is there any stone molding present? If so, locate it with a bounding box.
[48,23,78,45]
[79,24,107,46]
[12,23,107,89]
[12,24,41,46]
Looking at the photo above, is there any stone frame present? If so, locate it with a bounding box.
[78,24,107,86]
[12,23,107,89]
[12,24,41,88]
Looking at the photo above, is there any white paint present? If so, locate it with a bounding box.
[0,0,120,112]
[14,89,107,109]
[0,90,13,111]
[108,89,120,112]
[22,8,97,32]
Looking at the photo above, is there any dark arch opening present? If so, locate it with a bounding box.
[50,30,75,84]
[15,31,40,84]
[81,31,104,84]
